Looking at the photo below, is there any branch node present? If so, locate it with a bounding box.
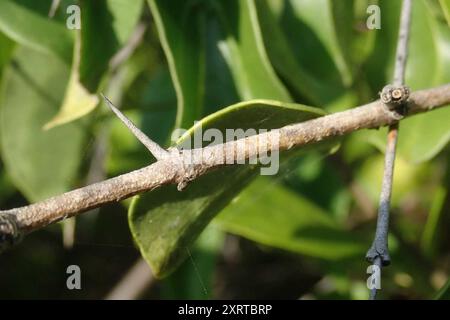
[380,85,410,109]
[366,244,391,266]
[168,148,197,191]
[380,84,410,120]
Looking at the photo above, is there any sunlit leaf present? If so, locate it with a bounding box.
[43,34,99,130]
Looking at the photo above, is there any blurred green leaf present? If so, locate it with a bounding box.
[266,0,354,88]
[0,32,15,74]
[148,0,293,129]
[147,0,205,129]
[161,225,224,299]
[421,186,447,258]
[212,0,291,102]
[215,177,365,259]
[79,0,144,92]
[0,47,85,201]
[439,0,450,26]
[129,99,327,278]
[284,152,352,223]
[356,153,427,206]
[44,0,144,129]
[0,0,73,64]
[43,34,99,130]
[255,0,335,105]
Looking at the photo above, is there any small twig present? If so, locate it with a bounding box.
[366,0,412,299]
[109,22,147,72]
[393,0,413,87]
[101,94,170,160]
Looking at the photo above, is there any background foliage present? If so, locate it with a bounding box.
[0,0,449,299]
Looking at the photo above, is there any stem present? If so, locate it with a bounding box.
[366,0,412,299]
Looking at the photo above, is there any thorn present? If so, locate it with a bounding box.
[101,94,170,161]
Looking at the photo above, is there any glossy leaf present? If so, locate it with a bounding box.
[215,178,365,260]
[129,99,327,277]
[0,47,85,201]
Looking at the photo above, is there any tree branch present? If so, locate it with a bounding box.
[0,83,450,252]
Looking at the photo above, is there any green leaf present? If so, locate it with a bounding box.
[148,0,292,129]
[439,0,450,26]
[79,0,144,92]
[0,32,15,74]
[147,0,205,129]
[421,186,447,258]
[254,0,334,105]
[256,0,360,111]
[0,0,73,64]
[129,99,327,277]
[212,0,291,102]
[0,47,85,201]
[45,0,144,129]
[215,177,365,260]
[43,34,99,130]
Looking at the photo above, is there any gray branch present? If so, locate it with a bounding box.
[0,83,450,251]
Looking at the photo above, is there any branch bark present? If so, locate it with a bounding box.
[1,83,450,249]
